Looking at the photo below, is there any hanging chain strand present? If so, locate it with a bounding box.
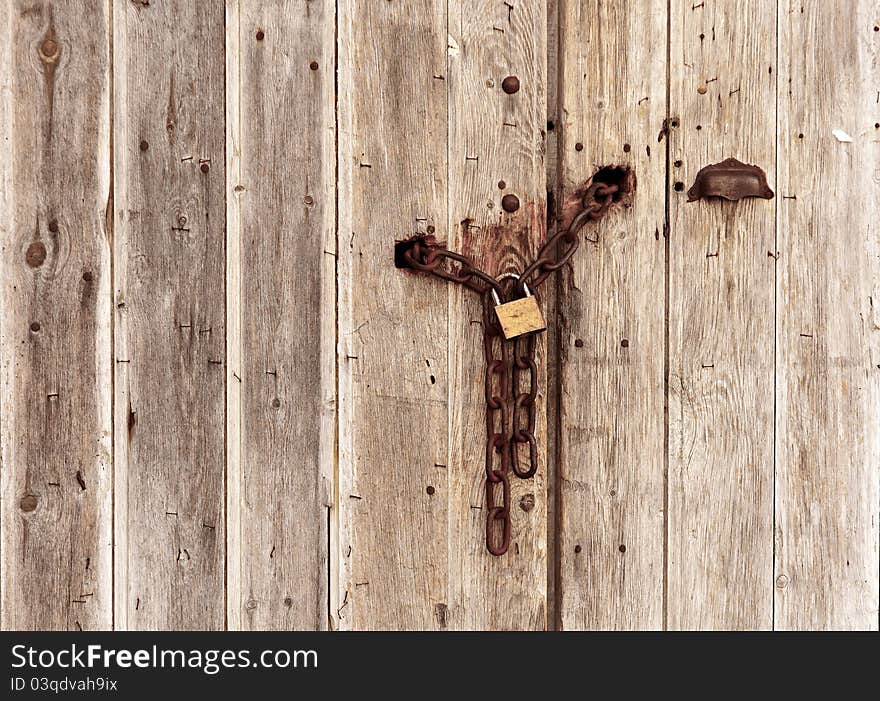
[482,292,512,556]
[399,176,626,555]
[511,332,538,479]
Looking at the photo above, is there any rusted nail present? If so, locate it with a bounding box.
[139,140,149,151]
[574,544,582,554]
[501,75,520,94]
[426,485,435,495]
[303,195,314,206]
[200,163,210,173]
[687,158,774,202]
[519,494,535,512]
[501,193,520,212]
[255,30,265,41]
[574,339,584,348]
[497,179,506,190]
[30,322,41,333]
[82,271,93,282]
[48,220,59,233]
[309,60,319,70]
[575,142,584,151]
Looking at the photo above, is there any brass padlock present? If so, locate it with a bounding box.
[492,279,546,340]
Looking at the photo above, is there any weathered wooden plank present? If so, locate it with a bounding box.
[446,0,548,630]
[113,0,226,630]
[775,0,880,630]
[225,0,243,634]
[225,0,335,631]
[667,0,776,629]
[336,0,449,630]
[556,0,667,630]
[0,0,112,631]
[545,0,560,629]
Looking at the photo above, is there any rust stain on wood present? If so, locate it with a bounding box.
[459,199,546,279]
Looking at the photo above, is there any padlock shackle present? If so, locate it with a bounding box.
[496,272,533,302]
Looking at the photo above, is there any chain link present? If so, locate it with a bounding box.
[398,175,626,555]
[482,291,512,556]
[516,182,619,292]
[511,332,538,479]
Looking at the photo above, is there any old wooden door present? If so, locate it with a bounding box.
[1,0,877,631]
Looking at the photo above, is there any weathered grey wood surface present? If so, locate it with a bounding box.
[0,0,112,631]
[557,0,667,630]
[775,0,880,630]
[226,0,335,632]
[0,0,877,631]
[667,0,777,630]
[113,0,227,630]
[336,0,450,629]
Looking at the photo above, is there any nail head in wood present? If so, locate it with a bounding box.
[501,75,520,94]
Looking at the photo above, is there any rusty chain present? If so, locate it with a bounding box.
[482,292,512,556]
[511,331,538,480]
[400,178,624,556]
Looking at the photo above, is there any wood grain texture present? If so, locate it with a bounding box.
[226,0,335,631]
[113,0,226,630]
[336,0,449,630]
[556,0,667,630]
[545,0,560,629]
[446,0,548,630]
[667,0,776,629]
[775,0,880,630]
[0,0,112,631]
